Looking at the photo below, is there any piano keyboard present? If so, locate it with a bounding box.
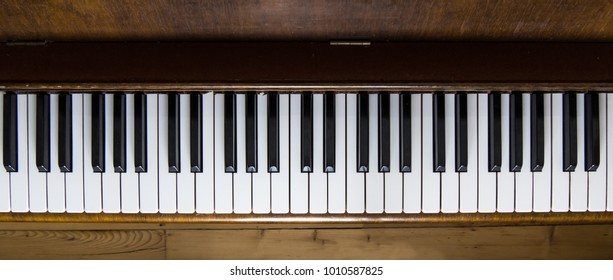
[1,91,612,214]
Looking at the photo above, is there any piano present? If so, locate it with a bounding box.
[0,41,611,227]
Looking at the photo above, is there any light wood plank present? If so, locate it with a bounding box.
[0,230,165,259]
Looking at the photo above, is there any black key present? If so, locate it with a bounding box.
[323,92,335,173]
[357,91,369,172]
[224,92,237,173]
[324,91,336,173]
[36,93,51,172]
[134,92,147,172]
[488,92,502,172]
[113,92,126,173]
[300,92,313,173]
[455,92,468,172]
[58,93,73,172]
[3,92,18,172]
[530,92,545,172]
[399,93,411,172]
[91,92,105,172]
[190,92,202,173]
[509,92,523,172]
[167,92,180,173]
[585,91,600,171]
[267,92,280,173]
[378,92,390,172]
[563,93,577,172]
[433,92,445,172]
[245,92,258,173]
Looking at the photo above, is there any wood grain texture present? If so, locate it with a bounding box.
[0,0,611,42]
[1,212,613,227]
[0,230,165,259]
[165,225,613,259]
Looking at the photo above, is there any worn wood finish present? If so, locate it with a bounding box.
[0,225,610,259]
[0,230,165,259]
[1,212,612,227]
[0,42,611,86]
[165,225,613,259]
[0,0,611,42]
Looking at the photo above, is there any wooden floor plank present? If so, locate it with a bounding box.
[166,226,556,259]
[0,230,165,259]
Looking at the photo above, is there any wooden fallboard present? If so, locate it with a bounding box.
[0,42,612,92]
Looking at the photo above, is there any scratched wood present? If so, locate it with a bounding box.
[165,225,613,259]
[0,230,165,259]
[0,0,611,42]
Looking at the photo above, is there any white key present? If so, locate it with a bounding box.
[608,94,613,211]
[83,94,102,213]
[177,93,195,213]
[28,94,47,213]
[328,93,346,214]
[346,93,365,213]
[404,94,422,213]
[271,93,290,213]
[551,93,570,212]
[102,94,120,213]
[234,93,251,214]
[0,92,10,212]
[588,93,607,211]
[460,94,478,213]
[385,93,402,213]
[47,94,65,213]
[310,93,327,213]
[65,94,84,213]
[366,93,384,213]
[139,93,159,213]
[422,93,440,213]
[441,93,458,213]
[158,94,177,213]
[252,92,270,214]
[196,92,214,213]
[478,93,496,213]
[290,93,308,213]
[498,93,515,213]
[533,93,552,212]
[515,93,533,213]
[121,93,139,213]
[10,93,29,212]
[570,93,588,212]
[214,93,233,213]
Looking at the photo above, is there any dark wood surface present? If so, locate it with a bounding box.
[0,42,612,90]
[0,0,611,42]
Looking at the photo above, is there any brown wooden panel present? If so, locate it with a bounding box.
[0,42,611,86]
[0,230,165,259]
[549,225,613,259]
[166,226,581,259]
[0,0,611,42]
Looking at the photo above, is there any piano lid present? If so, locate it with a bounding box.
[0,0,611,42]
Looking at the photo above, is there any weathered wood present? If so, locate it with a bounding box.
[0,230,165,259]
[164,226,613,259]
[0,0,611,42]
